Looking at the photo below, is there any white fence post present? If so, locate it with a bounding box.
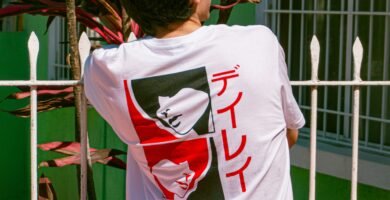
[28,32,39,200]
[78,32,91,200]
[351,37,363,200]
[309,35,320,200]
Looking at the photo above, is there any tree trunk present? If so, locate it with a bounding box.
[65,0,96,199]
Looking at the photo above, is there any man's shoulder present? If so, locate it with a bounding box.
[88,42,137,69]
[84,44,123,82]
[90,44,121,61]
[205,24,277,46]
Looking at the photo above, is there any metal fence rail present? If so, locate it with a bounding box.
[299,35,388,200]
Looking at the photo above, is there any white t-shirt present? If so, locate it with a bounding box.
[84,25,305,200]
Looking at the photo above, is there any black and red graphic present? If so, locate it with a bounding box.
[123,67,223,199]
[124,67,215,144]
[143,138,211,199]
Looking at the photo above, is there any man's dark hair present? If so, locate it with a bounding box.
[127,0,194,36]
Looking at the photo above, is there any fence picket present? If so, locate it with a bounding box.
[309,35,320,200]
[351,37,363,200]
[28,32,39,200]
[78,32,91,200]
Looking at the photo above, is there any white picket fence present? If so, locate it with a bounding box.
[0,31,390,200]
[0,32,90,200]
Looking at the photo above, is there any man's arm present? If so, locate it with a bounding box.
[287,128,298,148]
[278,45,305,148]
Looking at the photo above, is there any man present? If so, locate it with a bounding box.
[84,0,305,199]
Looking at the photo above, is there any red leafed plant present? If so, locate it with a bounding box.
[36,141,126,199]
[0,86,76,117]
[0,0,261,117]
[0,0,138,44]
[38,141,126,170]
[0,0,261,44]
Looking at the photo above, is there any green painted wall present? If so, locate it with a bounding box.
[20,15,126,200]
[37,108,127,200]
[21,15,49,80]
[207,2,256,25]
[292,167,390,200]
[0,14,50,200]
[0,31,30,200]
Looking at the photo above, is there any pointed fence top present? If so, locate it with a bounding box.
[79,32,91,76]
[128,32,137,42]
[28,32,39,80]
[310,35,320,81]
[28,32,39,50]
[353,37,363,81]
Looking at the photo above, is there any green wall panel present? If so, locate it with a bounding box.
[292,166,390,200]
[0,14,51,199]
[37,108,127,200]
[0,31,30,200]
[207,1,256,25]
[38,108,78,200]
[23,15,49,80]
[87,109,127,200]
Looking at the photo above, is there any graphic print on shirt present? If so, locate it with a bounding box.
[123,67,221,199]
[143,138,212,200]
[124,67,215,144]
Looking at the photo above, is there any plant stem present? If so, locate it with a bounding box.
[65,0,96,199]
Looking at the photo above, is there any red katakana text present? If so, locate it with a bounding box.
[212,68,239,96]
[217,92,243,129]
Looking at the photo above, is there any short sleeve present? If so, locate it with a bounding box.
[278,45,305,129]
[83,46,144,144]
[83,51,115,126]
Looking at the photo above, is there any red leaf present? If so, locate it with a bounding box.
[211,0,261,10]
[90,149,126,160]
[38,143,127,170]
[8,87,73,100]
[0,4,35,17]
[16,86,70,92]
[75,10,123,44]
[97,156,126,170]
[1,3,124,44]
[211,0,240,10]
[39,154,81,167]
[38,141,97,155]
[131,20,144,38]
[38,142,126,156]
[6,94,75,117]
[37,0,63,7]
[39,174,57,200]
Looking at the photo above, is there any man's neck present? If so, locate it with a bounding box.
[154,17,202,39]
